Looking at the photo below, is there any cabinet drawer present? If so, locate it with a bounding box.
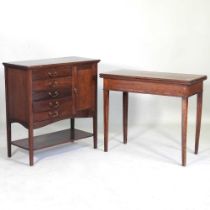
[33,88,71,101]
[33,102,72,122]
[32,66,72,81]
[32,77,72,91]
[33,97,72,112]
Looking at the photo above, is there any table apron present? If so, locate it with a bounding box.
[104,79,203,97]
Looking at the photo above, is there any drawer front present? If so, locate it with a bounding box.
[32,77,72,91]
[33,99,72,122]
[32,66,72,81]
[33,97,72,112]
[33,88,71,101]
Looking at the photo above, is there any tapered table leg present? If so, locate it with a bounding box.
[195,92,203,154]
[93,114,97,149]
[182,97,188,166]
[6,121,12,157]
[104,90,109,152]
[28,125,34,166]
[123,92,128,144]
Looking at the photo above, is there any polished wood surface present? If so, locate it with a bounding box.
[123,92,128,144]
[104,90,109,152]
[100,70,207,166]
[100,70,207,85]
[182,97,188,166]
[12,129,93,150]
[195,92,203,154]
[3,56,100,69]
[3,57,100,166]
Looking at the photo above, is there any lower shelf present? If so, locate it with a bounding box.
[12,129,93,151]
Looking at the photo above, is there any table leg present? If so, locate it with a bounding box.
[104,90,109,152]
[123,92,128,144]
[195,92,203,154]
[28,124,34,166]
[182,97,188,166]
[93,114,97,149]
[6,121,12,157]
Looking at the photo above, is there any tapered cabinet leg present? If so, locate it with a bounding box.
[70,118,75,141]
[71,118,75,130]
[195,92,203,154]
[104,90,109,152]
[6,121,12,157]
[28,125,34,166]
[123,92,128,144]
[93,115,97,149]
[182,97,188,166]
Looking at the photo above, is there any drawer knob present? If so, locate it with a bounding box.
[48,91,59,98]
[49,101,60,108]
[48,111,59,118]
[48,80,58,88]
[48,71,57,78]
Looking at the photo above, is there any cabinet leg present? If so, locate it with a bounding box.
[71,118,75,130]
[93,115,97,149]
[195,92,203,154]
[28,125,34,166]
[123,92,128,144]
[104,90,109,152]
[182,97,188,167]
[70,118,75,141]
[6,121,12,157]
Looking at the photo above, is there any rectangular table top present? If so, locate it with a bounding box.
[100,70,207,85]
[3,56,100,69]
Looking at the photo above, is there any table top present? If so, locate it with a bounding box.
[100,70,207,85]
[3,56,100,69]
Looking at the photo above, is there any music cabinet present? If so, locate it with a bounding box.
[3,56,100,166]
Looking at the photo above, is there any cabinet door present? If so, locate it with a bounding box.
[74,64,97,113]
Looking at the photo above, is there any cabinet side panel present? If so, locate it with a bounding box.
[76,64,96,112]
[6,68,29,124]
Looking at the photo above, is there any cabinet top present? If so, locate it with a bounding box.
[3,56,100,70]
[100,70,207,85]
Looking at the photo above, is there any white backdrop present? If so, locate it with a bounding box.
[0,0,209,128]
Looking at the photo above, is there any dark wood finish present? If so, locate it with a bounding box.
[100,70,207,85]
[12,129,93,150]
[4,56,99,70]
[32,77,72,91]
[71,118,75,130]
[3,56,100,166]
[103,78,203,97]
[182,97,188,166]
[100,70,207,166]
[104,90,109,152]
[76,64,96,111]
[123,92,128,144]
[32,66,72,80]
[195,92,203,154]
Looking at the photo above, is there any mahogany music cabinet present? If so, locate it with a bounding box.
[3,57,100,166]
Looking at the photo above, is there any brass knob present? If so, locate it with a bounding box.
[48,71,57,78]
[48,91,59,98]
[48,111,59,118]
[48,80,58,88]
[48,101,60,108]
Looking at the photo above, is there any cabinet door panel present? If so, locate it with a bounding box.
[75,66,96,112]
